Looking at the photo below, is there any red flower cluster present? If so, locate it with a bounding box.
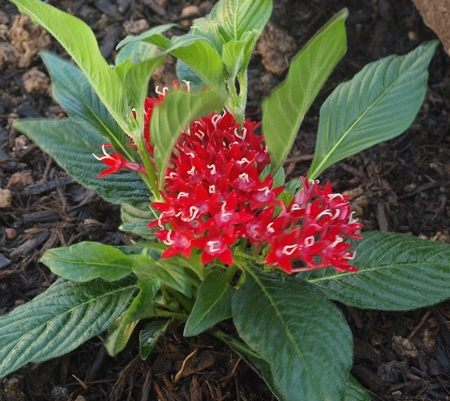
[95,83,362,273]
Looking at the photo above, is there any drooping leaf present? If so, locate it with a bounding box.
[116,23,175,51]
[151,90,225,188]
[307,231,450,310]
[0,277,137,379]
[233,267,352,401]
[209,0,272,41]
[308,40,438,179]
[41,52,133,159]
[105,277,160,355]
[262,9,348,174]
[184,270,234,337]
[13,119,150,207]
[41,242,133,282]
[11,0,128,131]
[345,376,371,401]
[140,319,172,360]
[222,30,259,79]
[166,36,225,95]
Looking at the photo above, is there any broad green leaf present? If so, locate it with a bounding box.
[41,242,133,282]
[105,277,160,355]
[41,52,132,159]
[191,17,226,54]
[151,90,225,187]
[133,258,192,297]
[209,0,272,41]
[309,40,438,179]
[233,267,352,401]
[11,0,127,131]
[14,119,150,207]
[222,30,259,79]
[345,376,371,401]
[176,60,207,92]
[116,36,160,66]
[262,9,348,174]
[140,319,172,360]
[184,271,234,337]
[116,24,175,50]
[166,36,225,94]
[0,277,137,379]
[307,231,450,310]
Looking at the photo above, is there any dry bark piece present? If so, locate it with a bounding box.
[412,0,450,56]
[255,21,297,77]
[0,189,12,208]
[7,14,51,68]
[123,19,150,35]
[22,67,51,95]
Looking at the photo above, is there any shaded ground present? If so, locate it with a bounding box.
[1,0,450,400]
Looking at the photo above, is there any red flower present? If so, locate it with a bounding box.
[93,145,146,178]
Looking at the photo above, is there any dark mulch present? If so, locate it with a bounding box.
[1,0,450,400]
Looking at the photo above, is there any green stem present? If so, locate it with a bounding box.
[212,329,263,361]
[154,310,189,320]
[224,263,239,283]
[172,290,194,314]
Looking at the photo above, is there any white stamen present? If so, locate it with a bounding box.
[305,236,315,247]
[328,193,344,200]
[239,173,249,183]
[195,130,205,140]
[155,86,169,96]
[206,240,221,253]
[282,244,298,256]
[209,185,216,194]
[291,204,301,211]
[187,166,196,176]
[211,114,221,128]
[208,164,217,175]
[330,237,343,248]
[316,209,333,220]
[267,223,275,233]
[166,172,178,180]
[348,212,359,224]
[182,80,191,92]
[234,127,247,141]
[163,231,174,245]
[177,192,189,199]
[236,157,251,166]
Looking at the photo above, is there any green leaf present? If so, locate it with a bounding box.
[11,0,127,131]
[176,60,207,92]
[140,319,172,360]
[222,30,259,78]
[133,258,192,298]
[120,203,155,239]
[309,40,438,179]
[307,231,450,310]
[151,90,225,187]
[41,242,133,282]
[41,52,132,159]
[0,277,137,379]
[209,0,272,41]
[13,119,150,207]
[191,17,226,54]
[166,36,225,95]
[116,24,175,51]
[345,376,371,401]
[262,9,348,174]
[184,271,234,337]
[232,267,352,401]
[105,277,160,355]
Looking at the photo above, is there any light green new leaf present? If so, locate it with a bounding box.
[116,23,175,50]
[222,30,259,79]
[40,52,132,159]
[233,267,352,401]
[307,231,450,310]
[309,40,438,179]
[151,90,225,188]
[167,36,225,94]
[262,9,348,174]
[13,119,150,207]
[11,0,127,131]
[40,242,133,282]
[209,0,272,41]
[105,277,160,355]
[184,270,234,337]
[0,277,137,379]
[191,17,226,54]
[140,319,172,360]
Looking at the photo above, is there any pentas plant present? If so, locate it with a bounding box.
[2,0,450,400]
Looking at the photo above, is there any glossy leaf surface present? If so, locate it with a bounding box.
[262,9,348,174]
[0,278,137,378]
[309,40,438,179]
[233,267,352,401]
[307,231,450,310]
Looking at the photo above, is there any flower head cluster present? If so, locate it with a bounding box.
[95,83,362,273]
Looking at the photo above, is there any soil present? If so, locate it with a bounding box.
[1,0,450,400]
